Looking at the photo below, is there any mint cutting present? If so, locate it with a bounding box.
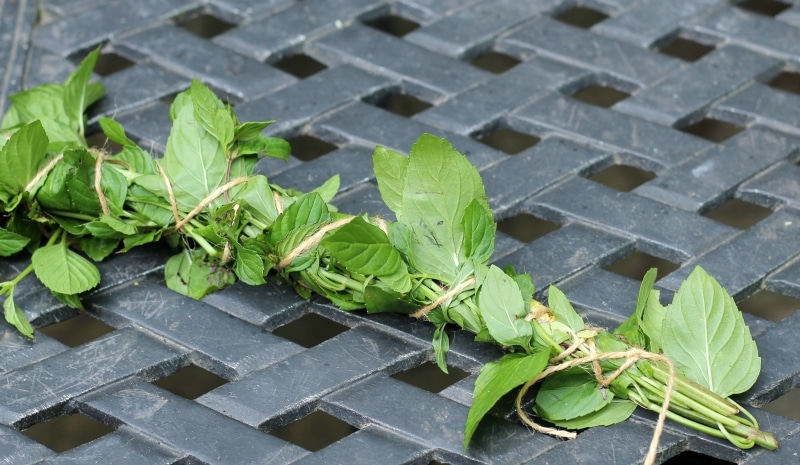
[0,51,778,462]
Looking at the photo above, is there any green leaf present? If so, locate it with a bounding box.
[373,145,408,215]
[547,285,584,332]
[433,324,450,373]
[7,85,70,127]
[534,368,613,421]
[64,47,101,138]
[161,94,227,211]
[32,243,100,295]
[464,350,549,448]
[51,291,85,310]
[399,134,487,281]
[0,120,50,193]
[505,265,536,304]
[78,236,120,261]
[311,175,340,203]
[99,117,136,147]
[548,400,636,429]
[233,243,266,285]
[641,289,666,353]
[270,193,329,244]
[235,121,274,141]
[165,249,235,299]
[0,227,30,256]
[322,217,404,277]
[4,291,34,339]
[661,266,761,397]
[461,199,495,263]
[239,176,279,226]
[190,80,234,148]
[477,265,533,348]
[237,134,290,159]
[85,215,136,239]
[614,268,658,348]
[364,285,417,314]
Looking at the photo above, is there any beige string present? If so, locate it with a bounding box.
[173,177,249,230]
[514,347,675,465]
[272,190,284,214]
[275,216,356,270]
[411,277,476,319]
[157,163,182,228]
[90,148,111,216]
[25,153,64,193]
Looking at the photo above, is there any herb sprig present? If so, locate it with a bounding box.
[0,52,778,461]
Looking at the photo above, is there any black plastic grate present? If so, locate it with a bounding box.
[2,1,800,463]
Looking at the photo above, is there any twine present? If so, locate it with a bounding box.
[273,190,284,214]
[157,163,182,228]
[25,153,64,193]
[514,345,675,465]
[173,177,249,230]
[90,148,111,216]
[275,216,356,270]
[411,277,476,319]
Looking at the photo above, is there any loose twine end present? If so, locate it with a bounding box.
[514,342,675,465]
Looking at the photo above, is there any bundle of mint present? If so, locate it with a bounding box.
[0,51,776,462]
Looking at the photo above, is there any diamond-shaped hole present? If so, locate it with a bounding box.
[571,84,631,108]
[604,251,679,281]
[286,135,338,162]
[680,118,745,143]
[768,71,800,95]
[735,0,791,17]
[763,388,800,421]
[22,412,114,452]
[177,13,236,39]
[39,313,116,348]
[497,213,560,243]
[737,289,800,322]
[364,14,420,37]
[391,361,470,393]
[657,36,715,62]
[371,92,432,117]
[470,51,521,74]
[702,199,772,229]
[272,313,349,348]
[268,410,357,451]
[586,164,656,192]
[92,52,135,77]
[662,451,735,465]
[476,127,540,155]
[152,364,229,399]
[554,6,609,28]
[86,132,124,155]
[272,54,328,79]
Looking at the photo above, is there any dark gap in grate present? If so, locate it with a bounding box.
[272,54,327,79]
[371,92,433,118]
[86,131,124,155]
[92,53,135,77]
[176,13,236,39]
[763,388,800,421]
[272,313,349,348]
[767,71,800,95]
[476,127,540,155]
[656,36,715,62]
[151,364,229,400]
[734,0,791,17]
[391,361,470,393]
[679,118,745,143]
[737,289,800,322]
[663,450,735,465]
[39,313,116,348]
[268,410,357,451]
[554,6,609,29]
[286,135,338,162]
[604,251,679,281]
[469,51,521,74]
[586,164,656,192]
[22,412,114,452]
[571,84,631,108]
[702,199,772,229]
[364,14,420,37]
[497,213,560,243]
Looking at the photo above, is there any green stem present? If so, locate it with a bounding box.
[649,362,739,416]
